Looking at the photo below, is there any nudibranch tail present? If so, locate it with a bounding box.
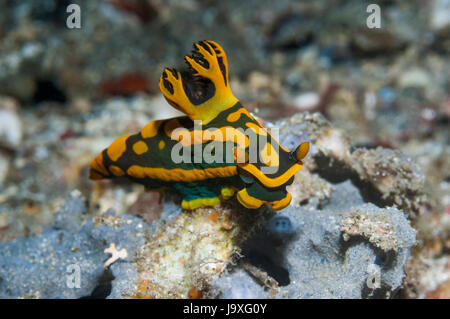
[89,151,110,180]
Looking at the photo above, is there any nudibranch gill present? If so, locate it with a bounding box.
[89,40,309,211]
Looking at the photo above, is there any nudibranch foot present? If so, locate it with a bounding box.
[220,187,236,201]
[181,197,221,210]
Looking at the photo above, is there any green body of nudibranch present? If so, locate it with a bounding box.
[90,40,309,210]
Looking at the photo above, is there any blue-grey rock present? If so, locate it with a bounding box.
[211,181,416,299]
[0,192,153,299]
[210,268,270,299]
[279,201,415,298]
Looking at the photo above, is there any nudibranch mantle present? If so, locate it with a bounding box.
[90,40,309,211]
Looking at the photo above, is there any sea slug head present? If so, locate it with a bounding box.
[235,141,310,211]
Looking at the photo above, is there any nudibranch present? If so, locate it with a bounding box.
[90,40,309,211]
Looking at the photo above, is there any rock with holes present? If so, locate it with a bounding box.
[280,201,415,298]
[211,181,416,298]
[277,112,427,219]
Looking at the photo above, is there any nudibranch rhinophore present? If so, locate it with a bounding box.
[90,40,309,211]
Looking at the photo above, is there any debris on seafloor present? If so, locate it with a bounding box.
[0,96,23,150]
[132,203,264,299]
[426,280,450,299]
[104,243,128,268]
[340,209,399,253]
[100,72,150,97]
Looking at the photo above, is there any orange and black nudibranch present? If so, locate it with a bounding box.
[90,40,309,211]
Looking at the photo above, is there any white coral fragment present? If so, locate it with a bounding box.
[104,243,128,268]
